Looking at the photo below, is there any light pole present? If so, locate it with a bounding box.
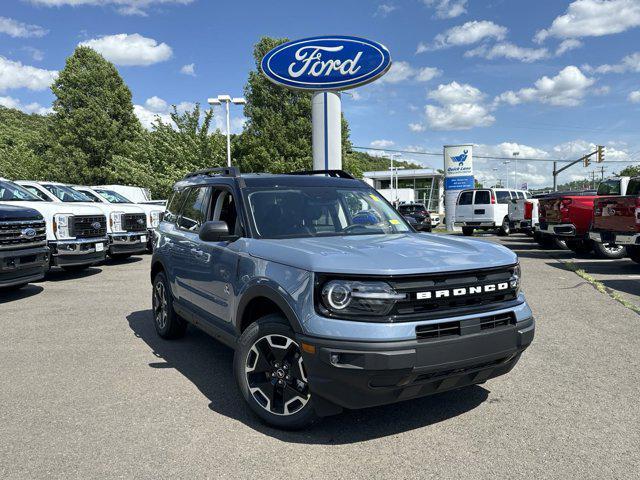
[208,95,246,167]
[512,151,520,189]
[387,153,401,203]
[502,160,511,188]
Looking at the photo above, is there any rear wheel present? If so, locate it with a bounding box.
[592,242,626,259]
[234,314,316,429]
[462,227,474,236]
[566,239,593,255]
[498,217,510,236]
[152,272,187,339]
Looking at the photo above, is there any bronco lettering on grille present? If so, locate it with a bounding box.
[416,282,510,300]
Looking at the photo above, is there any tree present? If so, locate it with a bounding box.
[49,46,142,184]
[236,37,351,173]
[618,165,640,177]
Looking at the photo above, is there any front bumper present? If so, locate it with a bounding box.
[300,316,534,413]
[0,245,49,288]
[589,231,640,246]
[109,232,148,255]
[49,237,108,267]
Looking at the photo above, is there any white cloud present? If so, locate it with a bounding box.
[0,95,53,115]
[465,42,549,63]
[134,104,171,129]
[134,96,201,129]
[420,81,494,131]
[535,0,640,43]
[0,16,48,38]
[0,56,58,92]
[144,95,168,112]
[428,81,484,105]
[79,33,172,66]
[629,90,640,103]
[22,47,45,61]
[408,122,426,132]
[494,66,596,107]
[374,3,397,17]
[370,139,395,148]
[556,39,583,56]
[27,0,195,16]
[423,20,507,51]
[415,66,442,82]
[422,0,467,19]
[180,63,195,76]
[589,52,640,74]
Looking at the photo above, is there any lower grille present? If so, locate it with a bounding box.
[72,215,107,238]
[0,220,46,250]
[122,213,147,232]
[416,312,516,340]
[416,321,460,339]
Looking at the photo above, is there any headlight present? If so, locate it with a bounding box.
[53,213,74,240]
[319,280,406,318]
[110,211,124,232]
[511,263,521,291]
[150,210,161,228]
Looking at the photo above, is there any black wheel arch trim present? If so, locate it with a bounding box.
[236,284,304,334]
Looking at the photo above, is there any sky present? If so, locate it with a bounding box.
[1,0,640,188]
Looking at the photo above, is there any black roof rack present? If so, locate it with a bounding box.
[183,166,240,179]
[285,169,355,179]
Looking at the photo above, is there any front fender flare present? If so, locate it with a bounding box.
[236,284,304,334]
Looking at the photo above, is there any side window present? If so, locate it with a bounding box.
[516,191,524,199]
[496,191,511,204]
[474,190,490,205]
[78,190,101,202]
[458,191,473,205]
[177,187,209,231]
[163,189,187,223]
[210,188,243,236]
[23,186,51,202]
[627,179,640,196]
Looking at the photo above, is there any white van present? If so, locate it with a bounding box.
[454,188,530,236]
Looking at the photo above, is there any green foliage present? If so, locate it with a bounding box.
[343,150,422,178]
[49,46,142,183]
[618,165,640,177]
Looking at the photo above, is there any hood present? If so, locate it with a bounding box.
[70,202,145,215]
[0,204,44,222]
[246,232,518,275]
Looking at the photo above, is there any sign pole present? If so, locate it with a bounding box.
[312,91,342,170]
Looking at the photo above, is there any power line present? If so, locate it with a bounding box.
[353,146,640,164]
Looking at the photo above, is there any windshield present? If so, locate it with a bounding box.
[43,184,92,202]
[95,189,132,203]
[597,179,621,195]
[398,204,426,213]
[0,180,42,201]
[245,187,411,239]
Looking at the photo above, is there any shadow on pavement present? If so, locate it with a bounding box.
[0,283,44,303]
[127,309,489,444]
[43,266,103,282]
[104,256,144,266]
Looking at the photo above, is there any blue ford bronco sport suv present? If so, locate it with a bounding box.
[151,167,534,429]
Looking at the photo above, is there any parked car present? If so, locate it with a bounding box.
[0,203,50,290]
[150,167,534,429]
[93,184,163,205]
[17,181,148,260]
[397,203,432,231]
[73,186,163,251]
[455,188,530,236]
[0,178,107,271]
[590,176,640,263]
[538,177,630,258]
[508,195,538,235]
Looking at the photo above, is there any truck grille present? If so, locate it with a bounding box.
[415,312,515,340]
[122,213,147,232]
[72,215,107,238]
[0,220,47,250]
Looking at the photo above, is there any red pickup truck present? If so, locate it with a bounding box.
[538,177,630,258]
[589,177,640,263]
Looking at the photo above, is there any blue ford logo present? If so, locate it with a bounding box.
[21,228,37,239]
[91,221,101,230]
[261,36,391,90]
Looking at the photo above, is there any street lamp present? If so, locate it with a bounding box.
[386,153,401,203]
[512,151,520,189]
[208,94,246,167]
[502,160,511,188]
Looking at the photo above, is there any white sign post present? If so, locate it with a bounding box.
[312,91,342,170]
[443,144,474,232]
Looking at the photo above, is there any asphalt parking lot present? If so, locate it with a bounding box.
[1,235,639,480]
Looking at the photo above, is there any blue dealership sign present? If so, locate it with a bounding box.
[261,35,392,91]
[444,176,474,190]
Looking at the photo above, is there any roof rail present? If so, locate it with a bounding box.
[183,166,240,179]
[285,169,355,179]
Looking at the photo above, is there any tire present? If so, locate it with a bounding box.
[592,241,626,259]
[109,253,132,260]
[61,264,91,272]
[234,314,317,429]
[462,227,474,236]
[566,239,593,255]
[626,245,640,263]
[152,271,187,339]
[498,217,510,236]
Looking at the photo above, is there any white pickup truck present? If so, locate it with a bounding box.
[508,197,539,235]
[0,178,108,271]
[73,186,164,251]
[17,181,148,260]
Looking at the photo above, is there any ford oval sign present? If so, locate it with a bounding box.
[261,36,391,91]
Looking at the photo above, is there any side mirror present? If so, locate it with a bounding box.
[199,220,235,242]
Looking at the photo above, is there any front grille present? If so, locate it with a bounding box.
[415,312,516,340]
[412,357,509,383]
[122,213,147,232]
[0,220,46,250]
[72,215,107,238]
[416,321,460,339]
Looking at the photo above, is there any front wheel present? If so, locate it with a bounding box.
[592,242,626,259]
[566,239,593,255]
[152,272,187,339]
[234,314,317,429]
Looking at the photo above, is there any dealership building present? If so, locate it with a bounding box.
[363,169,445,216]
